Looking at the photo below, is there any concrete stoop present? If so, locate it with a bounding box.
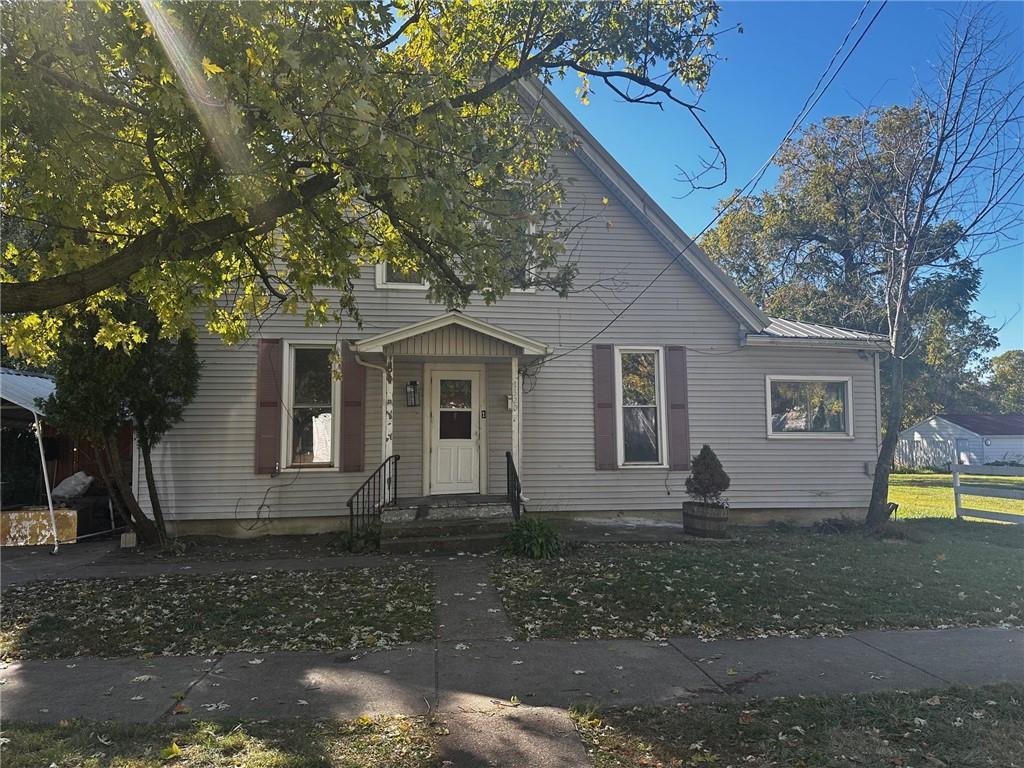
[380,495,514,554]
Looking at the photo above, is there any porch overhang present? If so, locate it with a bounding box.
[351,311,551,357]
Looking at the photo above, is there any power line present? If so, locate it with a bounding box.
[530,0,888,369]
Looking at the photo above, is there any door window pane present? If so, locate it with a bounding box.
[770,380,848,433]
[440,379,471,409]
[439,410,472,440]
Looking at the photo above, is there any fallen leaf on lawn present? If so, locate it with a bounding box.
[160,742,182,761]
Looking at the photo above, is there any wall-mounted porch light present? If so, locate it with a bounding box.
[406,380,420,407]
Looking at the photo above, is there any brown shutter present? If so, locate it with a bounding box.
[593,344,617,470]
[255,338,283,474]
[340,343,366,472]
[665,345,691,471]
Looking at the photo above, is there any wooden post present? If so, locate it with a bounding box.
[383,354,394,460]
[952,464,962,520]
[510,356,520,469]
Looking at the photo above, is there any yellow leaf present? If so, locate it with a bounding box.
[201,57,224,78]
[160,742,182,761]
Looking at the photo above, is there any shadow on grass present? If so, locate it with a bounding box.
[572,684,1024,768]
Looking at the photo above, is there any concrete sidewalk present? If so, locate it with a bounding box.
[4,628,1021,723]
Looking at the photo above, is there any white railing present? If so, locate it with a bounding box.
[952,464,1024,524]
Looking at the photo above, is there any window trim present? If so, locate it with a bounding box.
[280,341,342,470]
[614,346,668,468]
[765,375,854,440]
[375,262,428,290]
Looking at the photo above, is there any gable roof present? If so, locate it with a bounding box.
[517,79,770,333]
[0,367,54,416]
[938,413,1024,436]
[352,311,551,356]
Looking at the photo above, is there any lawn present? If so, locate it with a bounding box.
[0,716,440,768]
[572,684,1024,768]
[889,471,1024,520]
[494,520,1023,640]
[0,565,434,660]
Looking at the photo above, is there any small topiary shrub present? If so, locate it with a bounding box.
[685,444,731,507]
[504,517,563,559]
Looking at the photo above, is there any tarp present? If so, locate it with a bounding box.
[0,367,55,416]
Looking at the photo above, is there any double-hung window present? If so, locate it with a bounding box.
[615,348,666,466]
[766,376,853,438]
[286,345,337,466]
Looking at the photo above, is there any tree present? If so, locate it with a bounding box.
[855,9,1022,527]
[2,0,730,362]
[701,116,999,427]
[988,350,1024,413]
[43,308,200,546]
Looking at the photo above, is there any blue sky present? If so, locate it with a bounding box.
[548,1,1023,354]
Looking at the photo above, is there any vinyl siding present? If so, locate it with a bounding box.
[139,148,880,521]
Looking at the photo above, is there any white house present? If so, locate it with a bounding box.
[134,80,888,539]
[895,413,1024,468]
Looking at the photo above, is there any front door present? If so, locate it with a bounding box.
[430,370,480,494]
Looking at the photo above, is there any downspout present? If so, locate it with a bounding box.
[33,414,59,555]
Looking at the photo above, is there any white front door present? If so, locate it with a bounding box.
[430,370,480,494]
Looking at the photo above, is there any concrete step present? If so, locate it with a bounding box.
[381,517,512,540]
[380,531,508,555]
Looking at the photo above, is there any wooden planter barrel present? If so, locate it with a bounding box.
[683,503,729,538]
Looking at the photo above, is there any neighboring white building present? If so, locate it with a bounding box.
[895,413,1024,468]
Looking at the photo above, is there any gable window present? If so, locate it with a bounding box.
[376,262,427,289]
[766,376,853,438]
[615,348,666,466]
[286,345,336,466]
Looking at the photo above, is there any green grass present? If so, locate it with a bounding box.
[890,471,1024,520]
[0,716,440,768]
[572,684,1024,768]
[0,566,434,660]
[494,521,1023,640]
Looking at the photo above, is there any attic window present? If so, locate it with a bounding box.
[376,262,427,289]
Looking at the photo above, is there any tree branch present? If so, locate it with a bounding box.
[2,173,338,313]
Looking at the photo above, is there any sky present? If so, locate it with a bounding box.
[547,1,1024,354]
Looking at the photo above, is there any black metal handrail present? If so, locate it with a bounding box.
[505,451,524,521]
[347,455,399,544]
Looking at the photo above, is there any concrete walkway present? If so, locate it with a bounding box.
[3,628,1022,765]
[3,544,1024,767]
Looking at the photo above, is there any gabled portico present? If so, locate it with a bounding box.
[350,312,548,500]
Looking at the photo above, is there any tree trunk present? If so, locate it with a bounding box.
[866,354,905,528]
[137,425,169,541]
[101,434,162,547]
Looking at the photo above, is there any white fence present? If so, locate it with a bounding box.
[952,464,1024,524]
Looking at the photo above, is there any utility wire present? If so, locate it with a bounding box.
[530,0,888,370]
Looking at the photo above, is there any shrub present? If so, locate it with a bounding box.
[685,444,731,507]
[504,517,563,559]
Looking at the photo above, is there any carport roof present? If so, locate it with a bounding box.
[1,367,55,416]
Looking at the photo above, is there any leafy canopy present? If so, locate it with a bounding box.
[701,108,999,427]
[2,0,724,363]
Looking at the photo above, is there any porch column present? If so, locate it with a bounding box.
[383,354,394,460]
[511,356,521,467]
